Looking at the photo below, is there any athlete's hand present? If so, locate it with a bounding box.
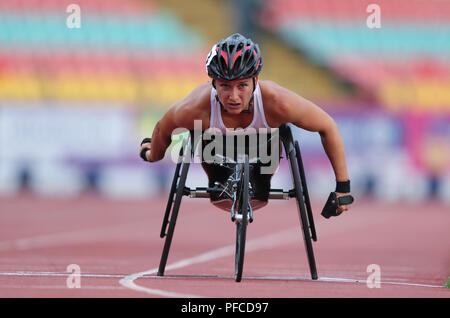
[335,192,351,214]
[139,138,152,162]
[321,190,354,219]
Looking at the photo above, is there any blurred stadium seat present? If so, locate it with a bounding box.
[0,0,207,104]
[259,0,450,112]
[0,0,208,197]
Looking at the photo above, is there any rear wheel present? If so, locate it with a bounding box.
[289,150,318,280]
[158,141,191,277]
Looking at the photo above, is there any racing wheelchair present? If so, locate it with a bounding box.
[156,123,318,282]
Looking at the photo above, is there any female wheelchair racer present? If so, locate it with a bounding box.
[139,33,354,282]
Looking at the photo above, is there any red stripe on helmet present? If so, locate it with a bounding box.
[232,46,255,68]
[220,50,228,67]
[232,49,242,68]
[249,60,261,77]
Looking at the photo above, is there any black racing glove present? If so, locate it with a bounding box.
[321,192,354,219]
[140,137,152,161]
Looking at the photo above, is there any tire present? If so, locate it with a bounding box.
[289,150,318,280]
[294,141,317,242]
[160,160,182,238]
[234,155,249,282]
[157,149,190,277]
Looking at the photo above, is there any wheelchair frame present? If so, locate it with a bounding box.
[156,123,318,282]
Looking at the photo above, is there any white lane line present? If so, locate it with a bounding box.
[121,274,447,289]
[0,271,202,297]
[119,228,303,297]
[142,274,446,288]
[0,272,126,278]
[1,271,445,289]
[318,277,446,288]
[0,285,126,290]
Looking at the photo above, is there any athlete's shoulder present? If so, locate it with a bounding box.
[259,80,293,124]
[259,80,292,101]
[259,80,279,96]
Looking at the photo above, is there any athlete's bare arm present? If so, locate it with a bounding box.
[140,82,211,162]
[260,80,351,213]
[260,80,350,183]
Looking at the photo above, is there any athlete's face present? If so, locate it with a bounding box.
[215,78,255,115]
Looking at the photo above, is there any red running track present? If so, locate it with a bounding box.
[0,193,449,298]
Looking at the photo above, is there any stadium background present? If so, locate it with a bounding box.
[0,0,449,203]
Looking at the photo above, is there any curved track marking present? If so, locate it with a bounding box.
[119,225,447,297]
[119,228,300,297]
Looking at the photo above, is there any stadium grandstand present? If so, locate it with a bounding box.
[259,0,450,112]
[0,0,208,105]
[0,0,209,197]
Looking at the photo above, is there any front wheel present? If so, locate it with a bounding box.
[234,155,249,282]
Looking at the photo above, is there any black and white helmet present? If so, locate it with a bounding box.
[206,33,263,81]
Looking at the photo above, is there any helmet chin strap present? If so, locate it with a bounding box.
[213,78,256,114]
